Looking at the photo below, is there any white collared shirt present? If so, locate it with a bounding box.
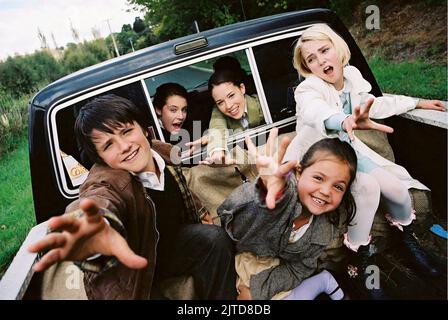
[135,149,166,191]
[289,215,314,243]
[157,117,165,130]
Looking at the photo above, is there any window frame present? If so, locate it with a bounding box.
[47,25,312,199]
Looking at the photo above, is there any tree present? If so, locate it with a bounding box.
[70,19,81,43]
[0,51,65,97]
[83,39,111,62]
[115,24,139,54]
[133,17,146,33]
[37,27,49,49]
[0,56,38,96]
[127,0,347,41]
[51,33,60,50]
[31,51,65,82]
[61,41,106,74]
[127,0,241,41]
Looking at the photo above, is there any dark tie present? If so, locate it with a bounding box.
[241,112,249,130]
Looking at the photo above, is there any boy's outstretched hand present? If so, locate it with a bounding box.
[28,198,147,272]
[245,128,297,210]
[342,97,394,141]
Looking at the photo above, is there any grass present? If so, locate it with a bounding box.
[368,56,447,101]
[0,136,35,277]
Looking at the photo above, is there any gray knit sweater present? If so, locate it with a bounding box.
[218,175,335,300]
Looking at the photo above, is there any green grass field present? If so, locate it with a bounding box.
[368,57,447,101]
[0,137,35,277]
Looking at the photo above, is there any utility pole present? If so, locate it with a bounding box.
[240,0,247,20]
[51,32,59,50]
[193,20,200,33]
[105,19,120,57]
[69,19,81,42]
[128,38,135,52]
[37,27,49,49]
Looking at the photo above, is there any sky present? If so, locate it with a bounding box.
[0,0,142,60]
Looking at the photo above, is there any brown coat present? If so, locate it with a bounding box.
[66,141,195,299]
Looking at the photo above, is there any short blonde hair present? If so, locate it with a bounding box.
[293,24,351,78]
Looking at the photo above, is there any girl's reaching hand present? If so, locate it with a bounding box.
[237,284,252,300]
[342,97,394,141]
[185,136,209,155]
[199,149,237,166]
[416,99,446,112]
[245,128,297,209]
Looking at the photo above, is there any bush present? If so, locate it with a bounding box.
[0,91,30,156]
[31,51,65,82]
[82,39,112,62]
[0,56,38,97]
[0,51,64,98]
[62,40,110,73]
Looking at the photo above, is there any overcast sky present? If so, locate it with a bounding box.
[0,0,141,60]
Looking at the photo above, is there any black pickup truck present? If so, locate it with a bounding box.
[0,8,446,300]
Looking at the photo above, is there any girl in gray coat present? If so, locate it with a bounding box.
[218,128,357,300]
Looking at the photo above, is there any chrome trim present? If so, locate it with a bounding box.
[175,37,208,55]
[246,47,273,124]
[141,79,166,142]
[180,116,297,161]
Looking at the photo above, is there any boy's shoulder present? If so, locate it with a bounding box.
[83,164,135,192]
[151,139,181,165]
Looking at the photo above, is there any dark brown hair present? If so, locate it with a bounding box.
[208,61,246,92]
[299,138,357,226]
[75,94,147,165]
[152,82,188,111]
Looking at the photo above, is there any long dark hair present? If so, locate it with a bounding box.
[298,138,357,226]
[208,57,246,92]
[75,94,146,165]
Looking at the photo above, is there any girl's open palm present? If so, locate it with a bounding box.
[343,97,394,140]
[28,198,147,272]
[245,128,296,209]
